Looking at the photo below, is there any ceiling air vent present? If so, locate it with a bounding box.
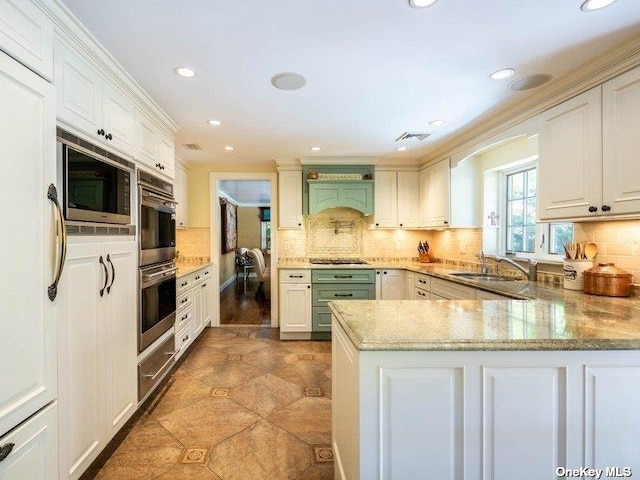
[184,143,202,150]
[395,132,431,142]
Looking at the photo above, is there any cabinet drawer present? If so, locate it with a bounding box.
[431,277,475,300]
[192,268,207,286]
[177,273,193,294]
[174,322,193,361]
[280,269,311,283]
[414,273,431,291]
[415,287,430,300]
[175,303,193,331]
[177,290,193,311]
[312,269,376,284]
[312,284,375,307]
[138,335,176,400]
[312,307,332,332]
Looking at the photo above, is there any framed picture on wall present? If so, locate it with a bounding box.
[220,198,237,253]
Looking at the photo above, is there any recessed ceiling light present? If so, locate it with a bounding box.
[271,72,308,90]
[509,74,553,91]
[174,66,197,78]
[429,119,445,127]
[489,68,515,81]
[224,146,235,151]
[408,0,438,8]
[580,0,617,11]
[207,120,222,126]
[396,147,408,152]
[310,146,321,151]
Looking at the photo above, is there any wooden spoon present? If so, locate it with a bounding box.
[584,242,598,261]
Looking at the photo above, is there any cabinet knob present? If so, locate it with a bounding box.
[601,205,611,212]
[399,223,403,227]
[97,129,105,136]
[105,133,113,140]
[376,271,380,274]
[383,271,387,274]
[298,223,302,226]
[444,220,449,225]
[588,206,598,213]
[307,285,311,289]
[375,223,379,227]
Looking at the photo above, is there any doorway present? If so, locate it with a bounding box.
[209,172,278,328]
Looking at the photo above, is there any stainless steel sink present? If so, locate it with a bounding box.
[450,272,515,282]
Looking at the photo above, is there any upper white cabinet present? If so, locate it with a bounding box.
[602,66,640,215]
[175,159,189,228]
[420,158,451,228]
[538,87,603,220]
[0,49,57,439]
[373,170,397,228]
[0,0,53,80]
[55,38,135,157]
[278,169,303,229]
[397,171,421,228]
[134,108,175,179]
[540,66,640,220]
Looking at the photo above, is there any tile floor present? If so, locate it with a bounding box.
[93,326,334,480]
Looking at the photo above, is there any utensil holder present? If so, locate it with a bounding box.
[563,259,593,290]
[418,253,432,263]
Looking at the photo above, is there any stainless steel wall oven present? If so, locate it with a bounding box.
[138,261,176,353]
[138,170,176,267]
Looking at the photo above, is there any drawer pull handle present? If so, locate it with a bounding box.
[334,293,353,297]
[289,275,304,278]
[181,281,188,287]
[418,291,426,297]
[202,283,207,288]
[181,298,188,304]
[0,443,15,462]
[181,314,188,321]
[143,350,178,380]
[182,334,190,342]
[419,279,427,284]
[334,275,353,279]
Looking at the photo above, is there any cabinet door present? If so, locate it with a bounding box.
[54,38,102,137]
[192,283,204,337]
[419,168,430,226]
[197,280,212,335]
[135,109,159,168]
[602,66,640,215]
[102,83,134,156]
[279,283,312,332]
[377,270,405,300]
[278,170,303,228]
[175,161,189,228]
[0,0,53,80]
[0,51,56,438]
[427,158,450,227]
[158,133,175,180]
[538,87,602,220]
[397,172,420,228]
[103,240,137,439]
[374,171,397,228]
[57,241,106,480]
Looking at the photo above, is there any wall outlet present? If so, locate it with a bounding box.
[458,239,467,254]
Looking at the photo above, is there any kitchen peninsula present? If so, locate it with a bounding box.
[330,297,640,480]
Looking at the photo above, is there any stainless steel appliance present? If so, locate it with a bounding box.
[138,170,176,267]
[138,261,177,353]
[57,129,134,226]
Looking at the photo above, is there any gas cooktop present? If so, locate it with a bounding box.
[309,259,369,265]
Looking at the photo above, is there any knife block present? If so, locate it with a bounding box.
[418,253,432,263]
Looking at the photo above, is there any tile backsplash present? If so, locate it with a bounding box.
[176,227,210,260]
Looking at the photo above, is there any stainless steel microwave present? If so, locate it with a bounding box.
[57,133,134,225]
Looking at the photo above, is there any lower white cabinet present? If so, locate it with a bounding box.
[0,402,58,480]
[375,269,405,300]
[193,276,213,337]
[57,237,137,480]
[175,265,213,353]
[430,277,476,300]
[279,269,312,333]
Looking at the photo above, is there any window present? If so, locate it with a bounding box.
[261,221,271,251]
[502,163,572,261]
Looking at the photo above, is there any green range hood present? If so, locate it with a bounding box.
[307,179,374,215]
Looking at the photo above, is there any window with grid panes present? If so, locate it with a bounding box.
[506,167,536,254]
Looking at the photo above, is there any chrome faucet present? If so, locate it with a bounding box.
[477,250,488,274]
[495,255,538,282]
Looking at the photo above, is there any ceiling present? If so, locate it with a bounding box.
[218,180,271,206]
[60,0,640,166]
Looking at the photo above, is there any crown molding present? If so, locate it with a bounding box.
[300,156,379,165]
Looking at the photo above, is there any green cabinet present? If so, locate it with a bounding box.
[308,180,374,215]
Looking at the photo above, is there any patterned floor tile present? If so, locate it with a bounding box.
[209,420,311,480]
[196,359,265,388]
[144,375,212,421]
[153,464,222,480]
[294,463,335,480]
[241,346,296,372]
[272,359,332,388]
[267,397,332,444]
[210,337,272,355]
[230,374,303,418]
[179,447,209,464]
[179,345,229,373]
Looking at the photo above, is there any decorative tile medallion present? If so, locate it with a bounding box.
[304,387,323,397]
[227,354,243,361]
[210,388,229,397]
[298,354,314,361]
[236,333,250,338]
[179,447,208,464]
[313,445,334,463]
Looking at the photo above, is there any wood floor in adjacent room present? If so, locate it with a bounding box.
[220,278,271,326]
[92,327,334,480]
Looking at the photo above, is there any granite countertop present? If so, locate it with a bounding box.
[329,298,640,352]
[176,261,213,278]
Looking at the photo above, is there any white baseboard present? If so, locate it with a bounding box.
[220,276,235,292]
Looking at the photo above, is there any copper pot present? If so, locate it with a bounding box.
[583,263,632,297]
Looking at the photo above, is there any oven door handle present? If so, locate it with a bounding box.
[143,267,178,280]
[142,349,179,381]
[142,192,177,206]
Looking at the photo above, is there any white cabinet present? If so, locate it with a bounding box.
[476,289,511,300]
[279,269,312,332]
[175,159,189,228]
[0,402,58,479]
[602,66,640,215]
[373,171,397,228]
[54,38,135,157]
[0,0,53,80]
[0,50,57,441]
[397,172,421,228]
[375,269,405,300]
[414,272,431,300]
[135,109,175,179]
[538,87,602,220]
[404,271,416,300]
[278,170,303,228]
[176,265,212,351]
[58,238,137,480]
[420,158,450,228]
[193,275,213,337]
[430,277,476,300]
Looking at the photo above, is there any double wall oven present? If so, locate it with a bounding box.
[137,171,177,398]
